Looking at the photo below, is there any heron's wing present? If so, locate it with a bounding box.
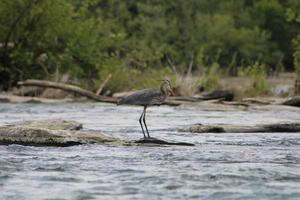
[118,88,161,105]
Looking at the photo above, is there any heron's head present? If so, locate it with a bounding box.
[160,80,175,96]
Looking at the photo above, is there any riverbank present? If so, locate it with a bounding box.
[1,92,299,111]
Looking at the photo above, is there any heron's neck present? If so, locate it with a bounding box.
[160,84,169,97]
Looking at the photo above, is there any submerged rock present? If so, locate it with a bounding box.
[178,123,300,133]
[178,123,225,133]
[135,138,194,146]
[0,119,123,146]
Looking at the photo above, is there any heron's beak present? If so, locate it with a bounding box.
[168,88,175,96]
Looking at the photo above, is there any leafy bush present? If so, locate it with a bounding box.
[98,65,172,93]
[0,0,299,93]
[238,62,270,96]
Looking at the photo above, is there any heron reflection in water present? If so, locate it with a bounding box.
[118,80,174,139]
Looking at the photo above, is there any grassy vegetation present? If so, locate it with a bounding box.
[200,63,221,92]
[238,63,270,96]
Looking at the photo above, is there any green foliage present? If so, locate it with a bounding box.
[0,0,300,93]
[0,0,123,88]
[251,0,288,60]
[286,2,300,80]
[200,63,221,91]
[294,36,300,79]
[238,62,270,96]
[99,66,172,93]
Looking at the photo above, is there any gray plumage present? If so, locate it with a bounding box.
[117,80,172,139]
[117,80,171,106]
[118,88,163,106]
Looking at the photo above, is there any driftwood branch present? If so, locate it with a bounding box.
[186,53,194,78]
[17,79,182,106]
[96,74,112,95]
[18,79,117,103]
[166,55,178,76]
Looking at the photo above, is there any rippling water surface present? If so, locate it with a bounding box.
[0,103,300,200]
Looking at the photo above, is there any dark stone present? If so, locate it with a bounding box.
[178,123,225,133]
[265,123,300,132]
[200,90,235,101]
[135,137,195,146]
[282,97,300,107]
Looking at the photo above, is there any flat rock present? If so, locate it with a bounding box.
[0,119,193,147]
[178,123,300,133]
[9,119,83,130]
[134,138,194,146]
[0,119,123,146]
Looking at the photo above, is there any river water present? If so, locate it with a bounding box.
[0,103,300,200]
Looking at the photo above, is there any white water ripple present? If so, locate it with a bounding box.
[0,103,300,200]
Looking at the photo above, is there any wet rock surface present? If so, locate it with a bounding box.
[178,123,300,133]
[0,119,194,147]
[0,119,122,146]
[9,119,83,130]
[135,137,195,146]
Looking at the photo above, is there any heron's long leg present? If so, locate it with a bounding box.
[143,106,150,138]
[139,109,146,139]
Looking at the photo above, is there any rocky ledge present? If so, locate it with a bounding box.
[0,119,123,146]
[178,122,300,133]
[0,119,194,147]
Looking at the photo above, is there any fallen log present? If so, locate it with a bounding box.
[18,79,117,103]
[17,80,181,106]
[41,74,70,98]
[178,122,300,133]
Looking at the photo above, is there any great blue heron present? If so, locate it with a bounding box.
[117,80,174,139]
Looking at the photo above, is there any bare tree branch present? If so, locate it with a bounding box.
[186,53,194,78]
[166,54,178,76]
[18,79,117,103]
[96,74,112,95]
